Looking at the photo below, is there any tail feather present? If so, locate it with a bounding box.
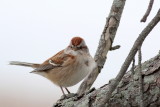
[9,61,40,68]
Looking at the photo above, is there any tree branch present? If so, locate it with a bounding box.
[138,47,144,107]
[77,0,127,96]
[110,45,120,51]
[98,9,160,106]
[131,57,135,79]
[141,0,154,22]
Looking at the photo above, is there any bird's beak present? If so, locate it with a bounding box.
[72,47,79,51]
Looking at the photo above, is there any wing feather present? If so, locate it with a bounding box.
[31,50,74,72]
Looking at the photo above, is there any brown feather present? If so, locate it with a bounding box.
[71,37,83,46]
[32,50,75,72]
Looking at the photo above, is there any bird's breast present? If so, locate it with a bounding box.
[45,54,96,87]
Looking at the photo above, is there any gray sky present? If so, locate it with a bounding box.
[0,0,160,107]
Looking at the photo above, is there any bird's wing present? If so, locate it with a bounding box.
[31,50,75,72]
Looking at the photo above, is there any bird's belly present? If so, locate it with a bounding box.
[46,57,96,87]
[47,65,89,87]
[61,66,90,87]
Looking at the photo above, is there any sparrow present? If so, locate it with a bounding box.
[10,37,97,96]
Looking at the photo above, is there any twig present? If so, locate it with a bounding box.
[131,57,135,80]
[138,47,144,107]
[110,45,121,51]
[141,0,154,22]
[77,0,127,96]
[98,9,160,106]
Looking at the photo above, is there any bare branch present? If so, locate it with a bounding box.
[141,0,154,22]
[77,0,127,96]
[131,57,135,80]
[138,47,144,107]
[110,45,121,51]
[98,9,160,106]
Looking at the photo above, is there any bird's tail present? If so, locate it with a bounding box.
[9,61,40,68]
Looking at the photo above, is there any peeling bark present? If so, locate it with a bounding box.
[54,52,160,107]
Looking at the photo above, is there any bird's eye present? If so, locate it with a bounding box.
[79,46,82,49]
[70,45,74,48]
[77,45,82,49]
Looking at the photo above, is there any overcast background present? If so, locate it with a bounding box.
[0,0,160,107]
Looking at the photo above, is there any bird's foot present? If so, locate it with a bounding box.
[85,87,96,95]
[60,93,77,101]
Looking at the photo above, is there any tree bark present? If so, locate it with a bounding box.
[54,51,160,107]
[77,0,126,96]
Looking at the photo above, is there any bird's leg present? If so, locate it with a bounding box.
[60,86,65,96]
[65,87,70,94]
[60,87,77,100]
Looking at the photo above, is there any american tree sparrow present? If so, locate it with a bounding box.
[10,37,97,96]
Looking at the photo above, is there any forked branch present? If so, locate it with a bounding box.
[98,9,160,106]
